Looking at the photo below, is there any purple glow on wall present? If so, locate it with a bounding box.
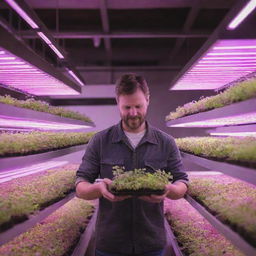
[0,47,79,95]
[0,115,90,130]
[169,112,256,127]
[171,39,256,90]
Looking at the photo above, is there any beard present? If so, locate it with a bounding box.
[122,114,146,131]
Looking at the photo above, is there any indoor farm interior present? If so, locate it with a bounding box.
[0,1,256,256]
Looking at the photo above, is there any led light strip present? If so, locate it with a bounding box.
[227,0,256,30]
[0,47,79,95]
[171,39,256,90]
[0,115,90,130]
[0,161,68,183]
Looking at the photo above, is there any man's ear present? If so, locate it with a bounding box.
[146,95,150,104]
[115,96,119,104]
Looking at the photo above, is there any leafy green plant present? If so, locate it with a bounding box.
[175,136,256,166]
[0,164,78,228]
[165,198,243,256]
[0,95,93,123]
[0,198,94,256]
[188,173,256,246]
[166,77,256,121]
[109,166,172,195]
[0,131,95,157]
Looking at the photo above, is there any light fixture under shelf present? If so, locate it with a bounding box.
[171,39,256,90]
[0,47,79,95]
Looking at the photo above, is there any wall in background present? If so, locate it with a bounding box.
[64,70,216,137]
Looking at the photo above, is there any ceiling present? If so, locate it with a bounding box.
[0,0,250,86]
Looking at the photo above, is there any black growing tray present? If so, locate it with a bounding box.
[109,188,165,196]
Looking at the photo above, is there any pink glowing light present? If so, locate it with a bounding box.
[227,0,256,30]
[171,39,256,90]
[210,132,256,137]
[0,161,68,183]
[37,32,64,59]
[4,0,39,29]
[0,47,79,95]
[68,70,84,86]
[0,115,90,130]
[169,112,256,127]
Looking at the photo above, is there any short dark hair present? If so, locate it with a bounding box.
[115,73,150,99]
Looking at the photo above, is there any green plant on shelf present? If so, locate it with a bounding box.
[0,131,95,157]
[175,136,256,165]
[109,166,172,193]
[0,95,93,123]
[166,77,256,121]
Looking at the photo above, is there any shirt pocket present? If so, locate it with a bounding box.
[144,159,167,173]
[100,159,124,179]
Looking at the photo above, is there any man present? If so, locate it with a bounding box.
[76,73,189,256]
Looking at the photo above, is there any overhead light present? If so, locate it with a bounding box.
[0,115,90,130]
[171,39,256,90]
[168,112,256,127]
[0,161,68,183]
[227,0,256,30]
[68,69,85,86]
[4,0,39,29]
[37,32,65,59]
[0,48,79,95]
[210,132,256,137]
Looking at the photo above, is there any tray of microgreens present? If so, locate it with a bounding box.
[108,166,172,196]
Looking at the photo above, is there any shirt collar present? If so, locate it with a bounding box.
[112,121,158,145]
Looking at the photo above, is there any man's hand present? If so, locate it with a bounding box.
[100,178,131,202]
[138,181,188,203]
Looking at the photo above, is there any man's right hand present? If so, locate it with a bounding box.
[99,178,131,202]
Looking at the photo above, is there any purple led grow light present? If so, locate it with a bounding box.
[0,47,79,95]
[170,112,256,127]
[0,115,90,130]
[210,132,256,137]
[171,39,256,90]
[4,0,39,29]
[227,0,256,30]
[0,161,68,183]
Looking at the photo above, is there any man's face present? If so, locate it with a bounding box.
[117,89,149,133]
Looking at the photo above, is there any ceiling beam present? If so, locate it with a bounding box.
[21,31,210,39]
[75,66,182,71]
[168,0,201,63]
[22,0,234,9]
[99,0,112,65]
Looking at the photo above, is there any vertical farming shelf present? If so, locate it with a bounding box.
[166,86,256,255]
[181,152,256,185]
[185,195,256,256]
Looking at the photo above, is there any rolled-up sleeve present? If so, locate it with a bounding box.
[167,137,189,186]
[75,133,100,186]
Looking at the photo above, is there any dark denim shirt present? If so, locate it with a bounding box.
[76,121,188,254]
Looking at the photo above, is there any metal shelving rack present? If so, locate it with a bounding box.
[166,98,256,128]
[0,102,95,130]
[166,90,256,256]
[181,152,256,186]
[185,195,256,256]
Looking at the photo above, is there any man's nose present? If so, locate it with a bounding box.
[129,108,138,116]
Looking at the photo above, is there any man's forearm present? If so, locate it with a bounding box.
[166,181,188,200]
[76,181,102,200]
